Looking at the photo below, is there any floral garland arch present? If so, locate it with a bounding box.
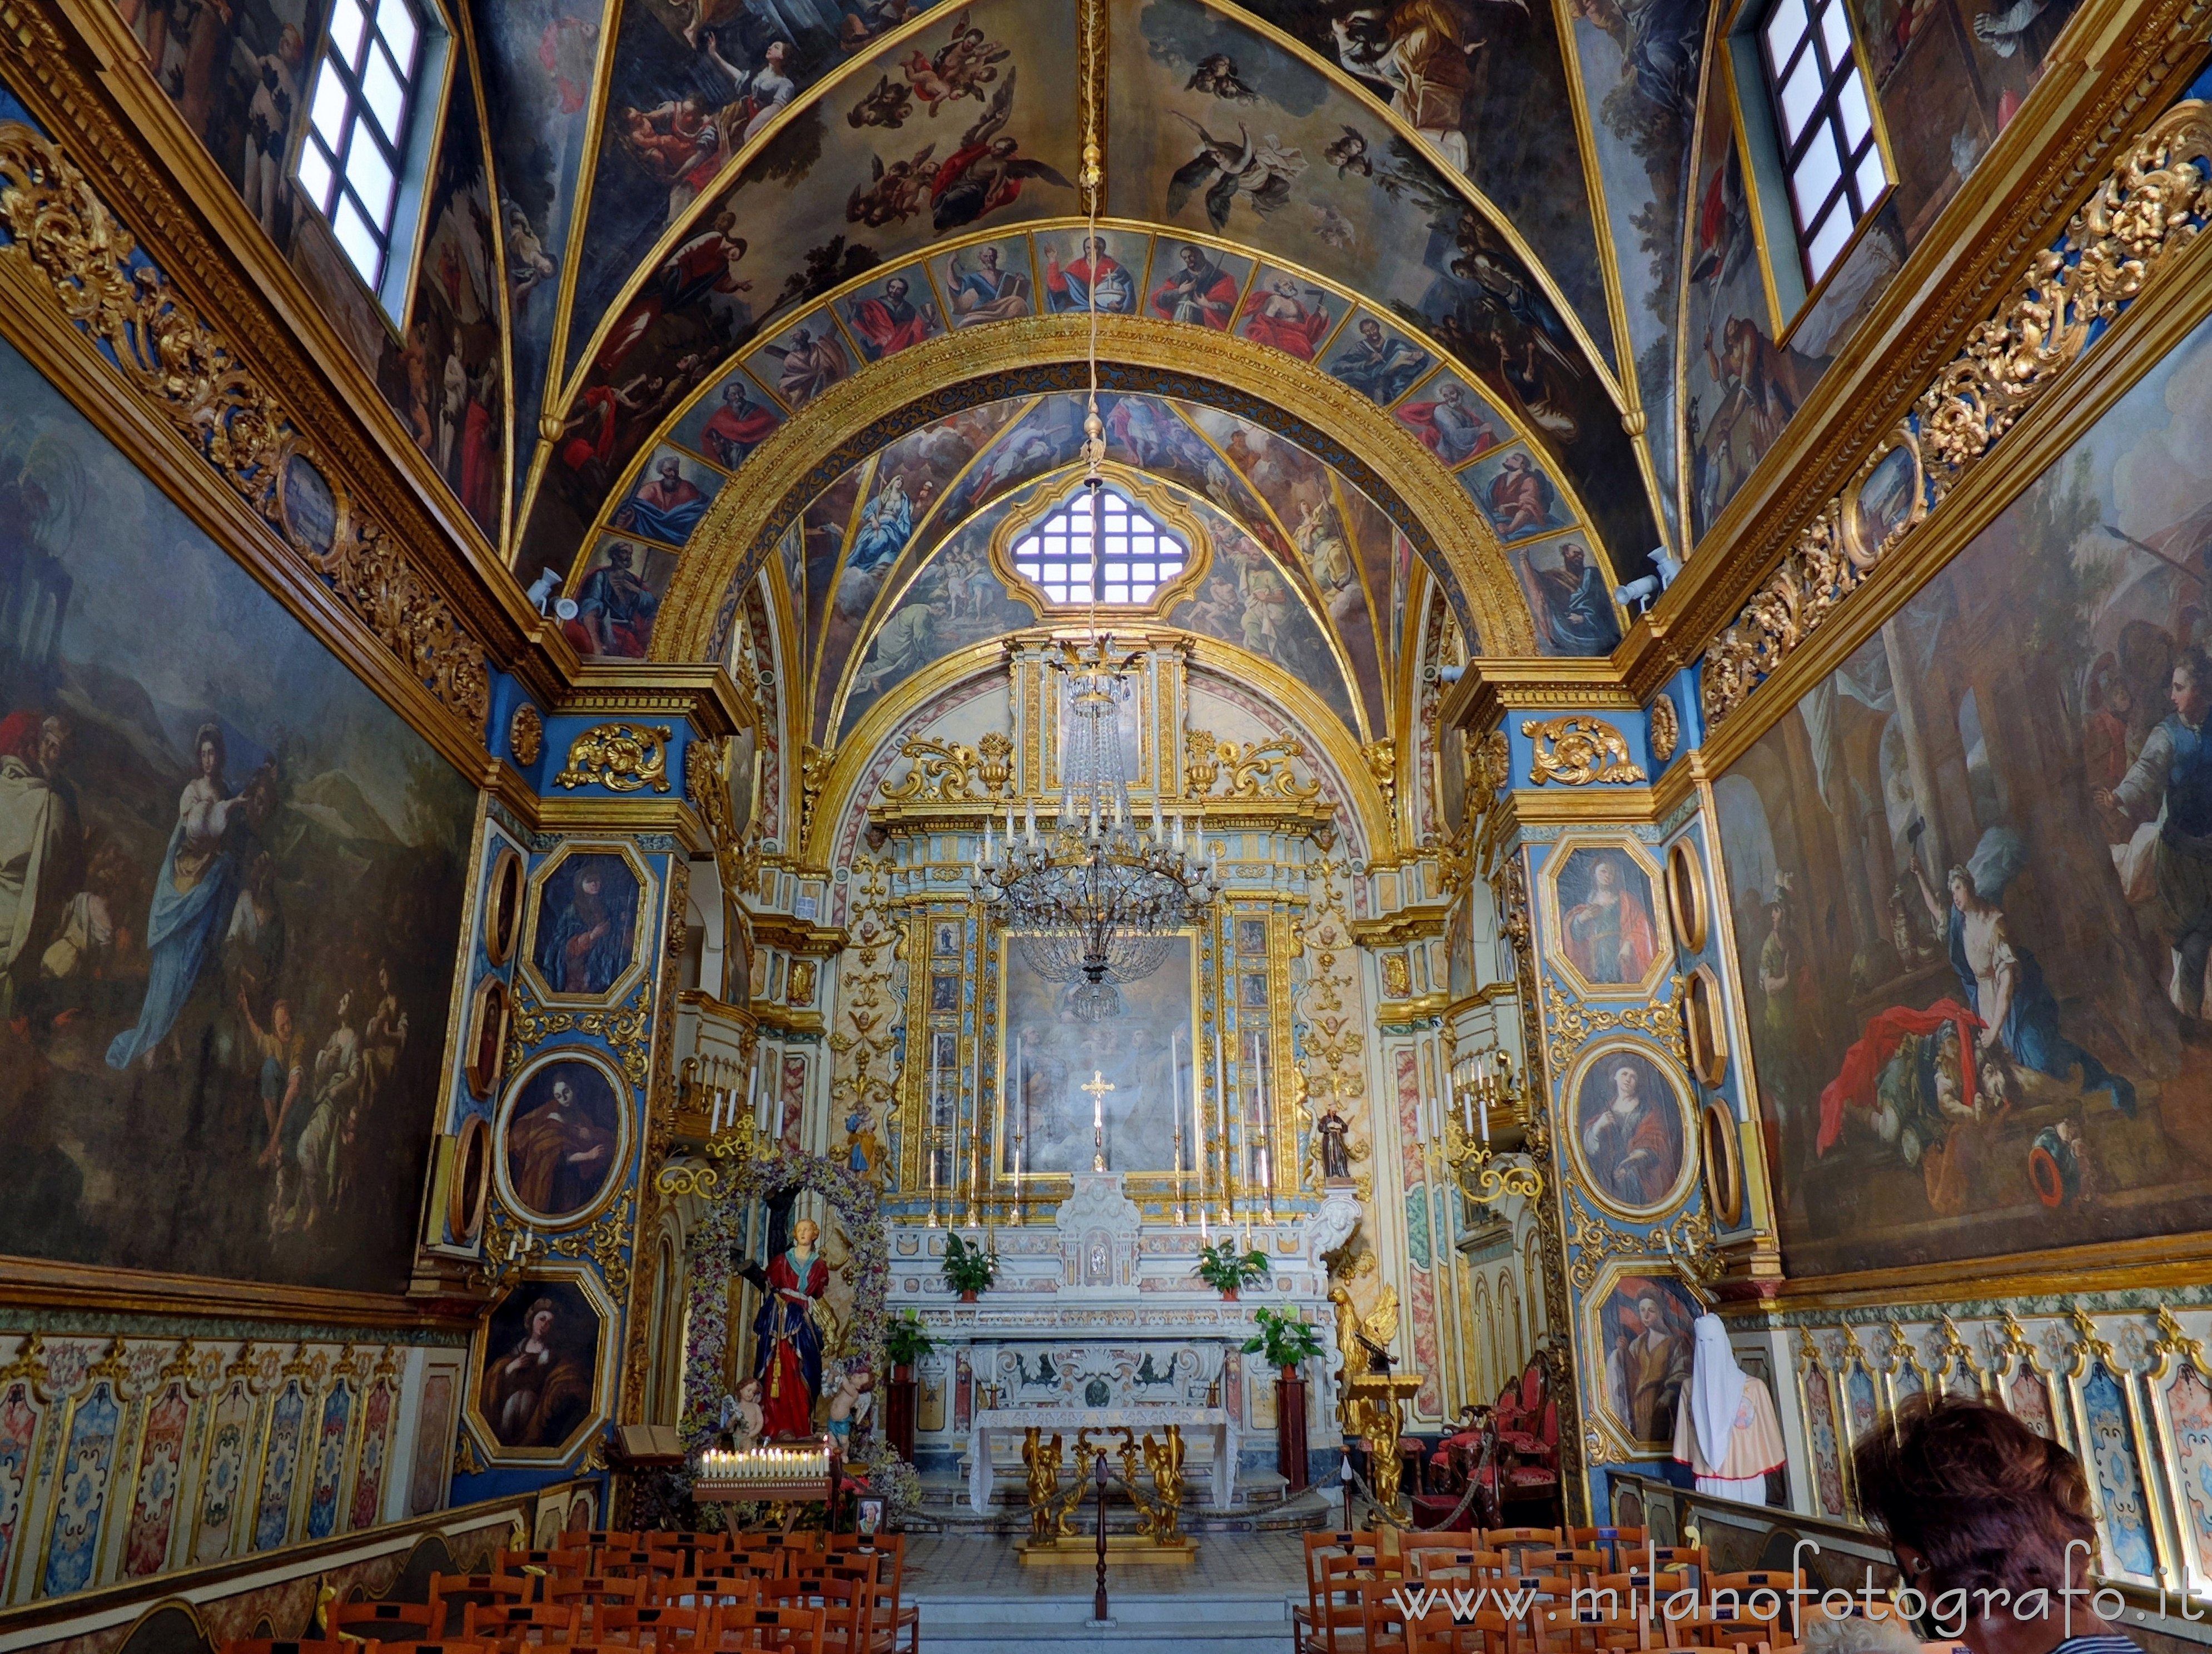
[664,1146,920,1513]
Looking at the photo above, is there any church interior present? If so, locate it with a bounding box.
[0,0,2209,1646]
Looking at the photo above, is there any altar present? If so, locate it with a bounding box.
[889,1172,1355,1494]
[967,1405,1237,1514]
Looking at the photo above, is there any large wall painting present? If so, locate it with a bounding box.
[0,336,475,1290]
[1001,931,1197,1178]
[1588,1264,1699,1452]
[1715,311,2212,1277]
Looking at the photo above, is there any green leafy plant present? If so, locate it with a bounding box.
[886,1310,936,1367]
[940,1231,998,1295]
[1194,1239,1272,1295]
[1242,1305,1326,1370]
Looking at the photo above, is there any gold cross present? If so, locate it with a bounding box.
[1083,1070,1114,1171]
[1081,1071,1116,1109]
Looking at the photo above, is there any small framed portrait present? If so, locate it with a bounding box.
[933,920,962,958]
[930,973,960,1013]
[496,1049,631,1228]
[1666,838,1708,954]
[447,1112,493,1248]
[484,843,526,966]
[1702,1099,1744,1229]
[1566,1038,1694,1218]
[1584,1261,1705,1453]
[523,843,651,1004]
[1683,965,1728,1087]
[1543,838,1672,1000]
[465,973,511,1099]
[467,1270,614,1463]
[1842,430,1925,565]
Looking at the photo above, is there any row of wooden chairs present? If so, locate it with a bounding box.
[228,1533,914,1654]
[1306,1573,1811,1654]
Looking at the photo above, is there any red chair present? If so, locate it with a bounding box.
[713,1605,825,1653]
[223,1642,351,1654]
[1492,1365,1562,1526]
[462,1603,585,1653]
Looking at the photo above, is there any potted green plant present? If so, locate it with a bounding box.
[1194,1238,1271,1301]
[886,1310,936,1382]
[941,1232,997,1302]
[1242,1305,1326,1378]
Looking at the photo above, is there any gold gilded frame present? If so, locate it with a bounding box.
[461,1261,620,1469]
[1666,838,1709,954]
[2143,1313,2212,1593]
[1579,1258,1705,1457]
[2060,1317,2174,1586]
[1699,1097,1742,1229]
[1562,1035,1698,1222]
[494,1045,636,1233]
[1539,834,1675,1003]
[484,844,527,967]
[517,841,656,1008]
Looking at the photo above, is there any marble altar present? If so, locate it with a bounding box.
[968,1405,1236,1515]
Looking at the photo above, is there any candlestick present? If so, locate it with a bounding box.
[1170,1030,1186,1225]
[1215,1027,1228,1228]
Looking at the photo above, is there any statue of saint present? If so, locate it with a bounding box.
[1317,1106,1353,1181]
[742,1216,828,1438]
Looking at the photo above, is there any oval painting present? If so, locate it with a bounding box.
[1570,1043,1690,1216]
[498,1055,626,1224]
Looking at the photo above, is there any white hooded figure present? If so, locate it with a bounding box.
[1671,1314,1786,1502]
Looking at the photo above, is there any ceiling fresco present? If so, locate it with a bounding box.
[487,0,1668,599]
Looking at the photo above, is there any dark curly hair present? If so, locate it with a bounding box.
[1852,1395,2095,1605]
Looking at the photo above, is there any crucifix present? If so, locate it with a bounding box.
[1081,1069,1115,1172]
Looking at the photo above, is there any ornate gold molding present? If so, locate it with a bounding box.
[1704,102,2212,723]
[1521,716,1646,786]
[554,723,675,793]
[0,118,492,735]
[652,314,1538,663]
[1649,694,1678,764]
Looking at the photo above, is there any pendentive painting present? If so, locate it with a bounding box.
[498,1052,628,1225]
[0,335,474,1289]
[528,848,646,1000]
[1715,312,2212,1277]
[1001,931,1198,1177]
[474,1277,605,1457]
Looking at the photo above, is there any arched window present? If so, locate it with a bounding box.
[1010,487,1188,605]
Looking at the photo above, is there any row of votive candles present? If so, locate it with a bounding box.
[696,1445,830,1481]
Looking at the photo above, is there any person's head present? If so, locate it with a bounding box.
[739,1378,761,1403]
[2174,647,2212,724]
[793,1217,820,1246]
[37,713,71,774]
[1179,245,1206,271]
[195,722,226,781]
[1560,543,1587,573]
[1359,317,1383,344]
[1636,1292,1663,1329]
[1272,276,1299,297]
[1610,1063,1641,1105]
[272,998,294,1040]
[1852,1395,2098,1640]
[579,865,604,897]
[528,1298,556,1338]
[1505,451,1534,475]
[884,276,908,301]
[1083,236,1110,261]
[657,456,682,481]
[605,541,635,572]
[723,380,752,408]
[1946,866,1975,912]
[764,40,788,65]
[1592,856,1618,890]
[977,246,1000,271]
[989,136,1018,158]
[551,1077,574,1109]
[713,210,737,236]
[1438,380,1464,405]
[793,328,813,348]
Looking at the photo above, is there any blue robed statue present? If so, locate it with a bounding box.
[739,1217,829,1438]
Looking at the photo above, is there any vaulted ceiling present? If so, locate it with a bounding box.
[440,0,1742,772]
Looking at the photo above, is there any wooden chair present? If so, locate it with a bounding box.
[1567,1531,1647,1573]
[595,1604,711,1652]
[224,1641,351,1654]
[1362,1578,1416,1654]
[711,1604,825,1654]
[1309,1551,1388,1654]
[430,1578,537,1636]
[585,1533,644,1553]
[1702,1574,1801,1644]
[654,1581,759,1614]
[764,1576,867,1654]
[599,1552,685,1583]
[461,1604,584,1654]
[1409,1548,1509,1583]
[499,1549,594,1585]
[546,1576,645,1637]
[330,1602,442,1643]
[824,1538,911,1654]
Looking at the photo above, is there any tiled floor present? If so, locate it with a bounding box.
[904,1530,1308,1598]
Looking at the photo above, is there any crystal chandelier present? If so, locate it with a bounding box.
[970,665,1221,1020]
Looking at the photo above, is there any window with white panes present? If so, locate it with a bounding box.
[1010,488,1188,605]
[1758,0,1885,286]
[295,0,425,287]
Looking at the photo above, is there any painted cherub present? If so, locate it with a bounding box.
[827,1367,875,1449]
[720,1378,764,1450]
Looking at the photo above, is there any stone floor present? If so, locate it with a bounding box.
[903,1531,1306,1651]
